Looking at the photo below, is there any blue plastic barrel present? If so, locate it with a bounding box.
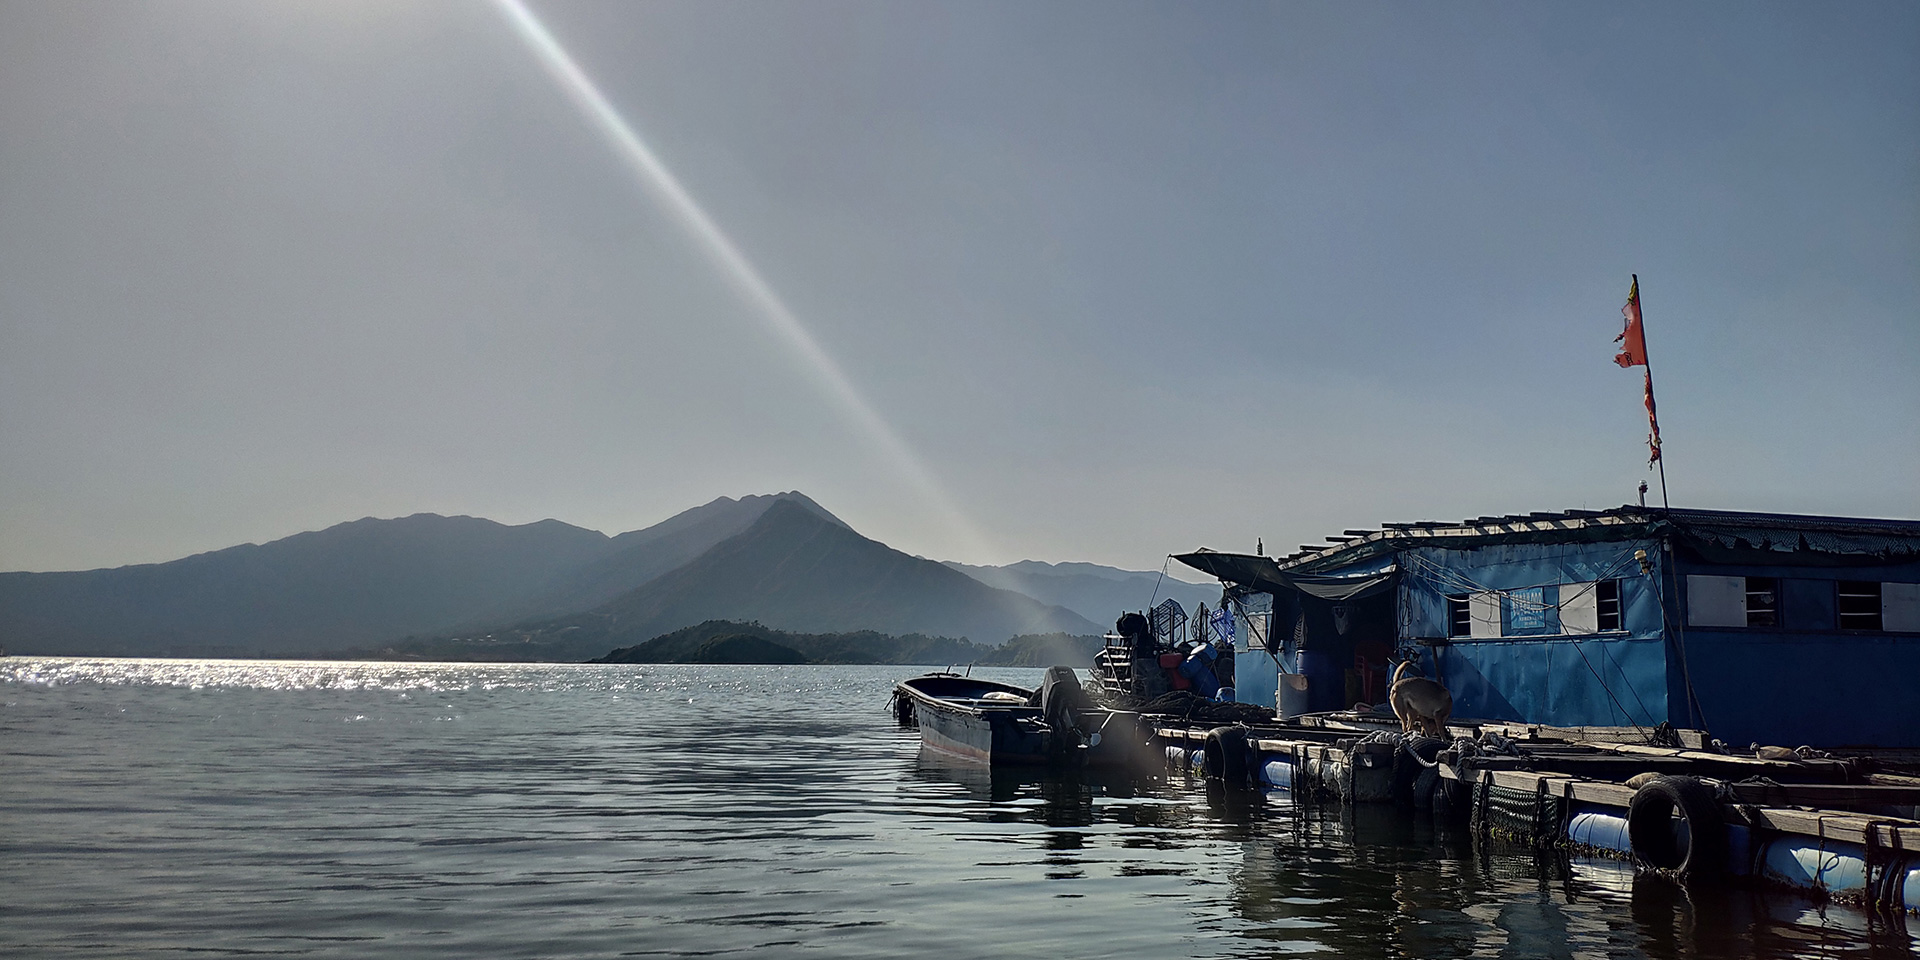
[1180,653,1221,697]
[1567,811,1632,855]
[1260,760,1291,788]
[1760,838,1869,897]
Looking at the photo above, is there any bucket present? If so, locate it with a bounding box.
[1277,673,1310,719]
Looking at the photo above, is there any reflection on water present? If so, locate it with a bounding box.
[2,659,1914,959]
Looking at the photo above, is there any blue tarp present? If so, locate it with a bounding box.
[1396,539,1672,728]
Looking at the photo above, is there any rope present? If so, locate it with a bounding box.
[1565,637,1653,737]
[1659,538,1710,731]
[1398,547,1644,636]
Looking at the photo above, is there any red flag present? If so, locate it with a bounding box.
[1614,278,1647,367]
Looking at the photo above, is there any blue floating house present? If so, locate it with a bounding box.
[1177,507,1920,750]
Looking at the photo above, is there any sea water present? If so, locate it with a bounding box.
[1,659,1909,959]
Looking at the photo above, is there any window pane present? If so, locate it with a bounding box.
[1560,582,1599,634]
[1745,577,1778,627]
[1687,575,1746,627]
[1447,596,1471,638]
[1838,581,1883,631]
[1469,592,1501,638]
[1597,580,1622,631]
[1888,583,1920,633]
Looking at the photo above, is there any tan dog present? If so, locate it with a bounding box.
[1389,660,1454,738]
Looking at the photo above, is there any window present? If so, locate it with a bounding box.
[1839,581,1883,631]
[1596,580,1623,631]
[1687,575,1780,628]
[1833,581,1920,632]
[1890,583,1920,632]
[1558,580,1621,634]
[1745,577,1778,627]
[1468,592,1501,638]
[1445,592,1500,638]
[1687,575,1747,627]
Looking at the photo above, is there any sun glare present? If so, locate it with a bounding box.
[490,0,996,563]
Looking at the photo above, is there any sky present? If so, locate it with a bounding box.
[2,0,1916,574]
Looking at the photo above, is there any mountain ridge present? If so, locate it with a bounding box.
[0,513,619,656]
[454,500,1101,660]
[0,493,1192,660]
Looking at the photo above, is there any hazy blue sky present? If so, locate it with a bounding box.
[3,1,1915,573]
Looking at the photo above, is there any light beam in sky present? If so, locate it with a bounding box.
[491,0,996,562]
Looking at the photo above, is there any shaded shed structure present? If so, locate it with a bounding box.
[1179,507,1920,750]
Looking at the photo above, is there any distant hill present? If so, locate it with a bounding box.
[0,493,836,658]
[0,492,1170,662]
[684,633,808,664]
[453,501,1102,661]
[943,559,1219,628]
[589,619,1103,668]
[0,514,618,657]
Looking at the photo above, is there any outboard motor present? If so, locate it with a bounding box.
[1036,665,1092,756]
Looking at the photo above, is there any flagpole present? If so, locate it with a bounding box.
[1635,273,1671,513]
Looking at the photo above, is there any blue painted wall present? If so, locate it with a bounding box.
[1676,629,1920,747]
[1233,647,1280,711]
[1670,556,1920,748]
[1390,540,1672,728]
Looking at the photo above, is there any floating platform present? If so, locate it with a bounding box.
[1143,711,1920,915]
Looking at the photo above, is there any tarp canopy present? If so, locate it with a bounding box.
[1174,551,1395,601]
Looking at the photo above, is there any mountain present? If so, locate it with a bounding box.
[459,501,1102,660]
[942,559,1220,628]
[0,514,618,657]
[503,492,845,621]
[0,492,839,658]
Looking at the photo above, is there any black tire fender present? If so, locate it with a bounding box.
[1405,735,1446,764]
[1203,726,1251,787]
[1627,775,1726,878]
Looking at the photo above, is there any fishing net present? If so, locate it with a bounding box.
[1135,691,1275,724]
[1473,781,1566,847]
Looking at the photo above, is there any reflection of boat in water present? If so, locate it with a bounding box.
[909,747,1181,830]
[911,748,1099,822]
[892,668,1099,766]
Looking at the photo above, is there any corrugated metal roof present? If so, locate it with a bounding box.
[1266,506,1920,572]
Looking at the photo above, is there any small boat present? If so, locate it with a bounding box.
[893,668,1096,766]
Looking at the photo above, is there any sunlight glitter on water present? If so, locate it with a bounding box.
[3,657,668,692]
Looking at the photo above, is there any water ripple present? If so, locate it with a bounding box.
[3,659,1913,959]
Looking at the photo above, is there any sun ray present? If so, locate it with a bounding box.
[491,0,995,562]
